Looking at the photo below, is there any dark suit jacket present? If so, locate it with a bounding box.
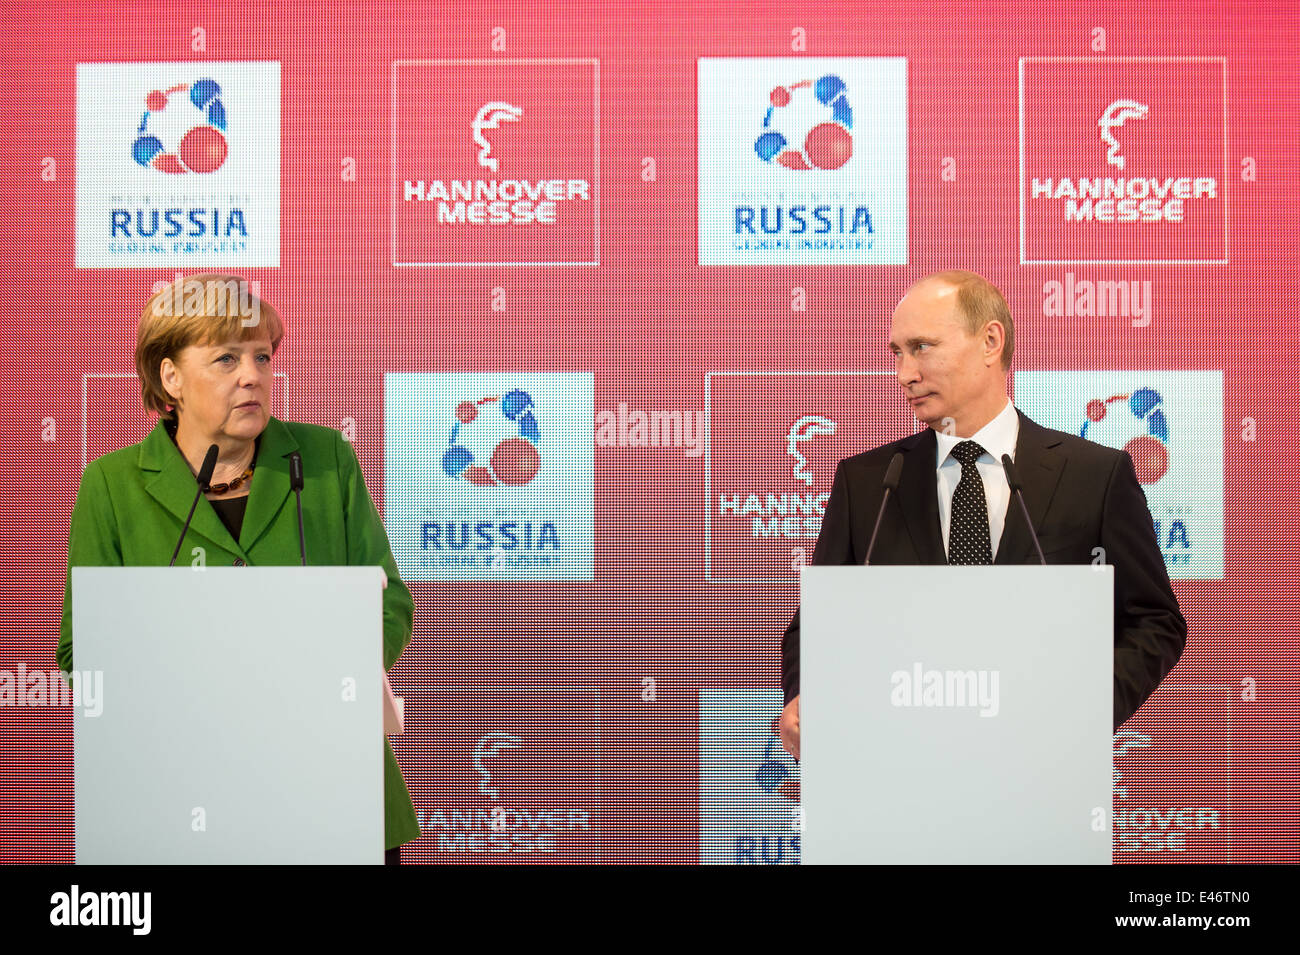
[781,410,1187,730]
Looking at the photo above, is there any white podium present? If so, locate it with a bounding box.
[800,565,1113,864]
[71,566,385,864]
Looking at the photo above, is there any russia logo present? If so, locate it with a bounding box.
[385,372,594,581]
[131,78,228,174]
[442,390,541,487]
[1019,57,1228,264]
[698,58,908,266]
[699,690,801,865]
[392,59,599,266]
[754,75,853,170]
[1014,370,1225,580]
[1080,387,1169,485]
[75,61,280,269]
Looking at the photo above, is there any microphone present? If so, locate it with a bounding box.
[864,452,904,565]
[289,451,306,566]
[1001,453,1047,566]
[169,444,219,567]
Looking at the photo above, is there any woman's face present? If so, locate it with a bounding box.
[162,331,273,443]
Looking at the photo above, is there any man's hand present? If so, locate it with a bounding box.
[779,694,800,760]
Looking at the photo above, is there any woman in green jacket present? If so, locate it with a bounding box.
[58,273,420,862]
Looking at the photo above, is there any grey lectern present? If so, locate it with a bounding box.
[800,565,1113,864]
[72,566,385,864]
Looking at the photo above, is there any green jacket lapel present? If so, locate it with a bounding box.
[138,416,300,559]
[241,416,299,554]
[139,418,241,557]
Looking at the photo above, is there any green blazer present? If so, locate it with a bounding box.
[58,415,421,851]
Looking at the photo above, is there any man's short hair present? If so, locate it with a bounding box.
[913,269,1014,372]
[135,272,284,421]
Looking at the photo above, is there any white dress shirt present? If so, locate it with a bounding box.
[934,399,1020,560]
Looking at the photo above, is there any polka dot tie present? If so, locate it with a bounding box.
[948,440,992,565]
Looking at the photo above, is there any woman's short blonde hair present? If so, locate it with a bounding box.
[135,273,284,420]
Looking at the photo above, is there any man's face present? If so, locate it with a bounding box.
[888,282,994,431]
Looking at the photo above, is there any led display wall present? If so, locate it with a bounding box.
[1,0,1296,864]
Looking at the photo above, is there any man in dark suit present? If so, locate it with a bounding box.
[778,270,1186,758]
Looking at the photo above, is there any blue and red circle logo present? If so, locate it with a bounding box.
[755,717,799,801]
[754,74,852,170]
[1080,387,1169,485]
[131,78,228,174]
[442,389,541,487]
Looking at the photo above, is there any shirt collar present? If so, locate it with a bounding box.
[934,398,1019,467]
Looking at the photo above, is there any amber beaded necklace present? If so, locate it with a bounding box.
[206,467,255,495]
[165,417,258,495]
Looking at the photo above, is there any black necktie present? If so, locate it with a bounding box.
[948,440,992,565]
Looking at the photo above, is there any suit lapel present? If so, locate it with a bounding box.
[140,419,241,556]
[139,416,300,559]
[995,411,1066,564]
[895,427,946,564]
[240,416,298,553]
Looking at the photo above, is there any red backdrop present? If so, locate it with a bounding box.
[0,0,1295,863]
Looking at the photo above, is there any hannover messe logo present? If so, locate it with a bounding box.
[471,101,523,172]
